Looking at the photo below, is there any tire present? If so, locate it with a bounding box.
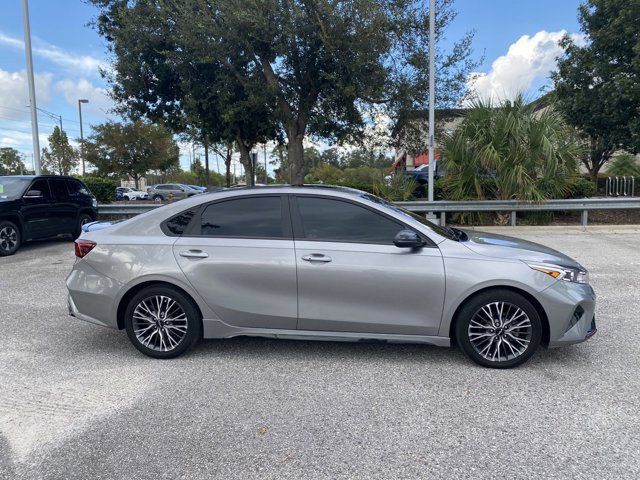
[0,220,21,256]
[454,289,542,369]
[152,195,163,202]
[74,213,93,239]
[124,285,202,359]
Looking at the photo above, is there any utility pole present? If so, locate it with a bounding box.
[21,0,41,175]
[264,143,268,184]
[427,0,436,205]
[78,99,89,175]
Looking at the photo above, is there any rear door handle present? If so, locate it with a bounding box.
[302,254,332,263]
[179,249,209,259]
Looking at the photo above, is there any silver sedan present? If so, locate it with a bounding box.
[67,186,596,368]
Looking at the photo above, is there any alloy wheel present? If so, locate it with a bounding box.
[0,226,18,253]
[467,301,532,363]
[132,295,188,352]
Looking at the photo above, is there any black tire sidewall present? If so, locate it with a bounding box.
[124,286,201,359]
[74,214,93,239]
[0,220,21,256]
[455,289,542,369]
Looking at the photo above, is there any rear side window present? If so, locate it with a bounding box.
[199,197,284,238]
[67,179,90,196]
[163,209,197,236]
[49,178,69,199]
[296,196,402,244]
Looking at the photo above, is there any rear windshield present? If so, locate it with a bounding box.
[0,177,32,200]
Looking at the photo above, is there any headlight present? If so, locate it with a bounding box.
[92,198,98,208]
[526,263,589,284]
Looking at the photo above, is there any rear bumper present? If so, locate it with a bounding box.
[66,259,122,329]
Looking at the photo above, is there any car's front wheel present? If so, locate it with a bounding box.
[74,213,93,239]
[124,286,201,359]
[0,220,21,256]
[455,289,542,368]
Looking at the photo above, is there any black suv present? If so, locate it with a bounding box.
[0,175,98,256]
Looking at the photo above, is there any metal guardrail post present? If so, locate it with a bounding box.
[510,211,516,227]
[440,212,446,226]
[581,210,588,227]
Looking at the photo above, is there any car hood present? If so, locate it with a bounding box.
[0,198,19,209]
[460,229,582,269]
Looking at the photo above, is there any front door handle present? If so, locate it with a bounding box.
[179,249,209,259]
[302,254,332,263]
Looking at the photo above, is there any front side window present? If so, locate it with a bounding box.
[199,196,283,238]
[28,179,51,199]
[296,196,403,244]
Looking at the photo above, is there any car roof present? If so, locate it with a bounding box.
[0,175,79,180]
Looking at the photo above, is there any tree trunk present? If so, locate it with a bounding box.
[236,137,253,186]
[287,131,305,185]
[203,137,210,186]
[133,173,139,190]
[225,145,232,187]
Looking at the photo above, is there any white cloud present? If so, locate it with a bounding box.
[0,32,107,76]
[54,78,113,114]
[467,30,587,102]
[0,68,53,120]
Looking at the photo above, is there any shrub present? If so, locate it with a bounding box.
[607,154,640,177]
[80,176,118,203]
[566,177,596,198]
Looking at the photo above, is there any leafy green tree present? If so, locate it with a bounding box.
[607,154,640,177]
[41,127,78,175]
[92,0,277,187]
[84,120,180,189]
[0,148,26,175]
[442,96,583,207]
[552,0,640,183]
[91,0,477,184]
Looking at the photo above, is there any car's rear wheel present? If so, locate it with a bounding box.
[124,286,201,359]
[74,213,93,239]
[152,195,163,202]
[0,220,21,256]
[455,289,542,368]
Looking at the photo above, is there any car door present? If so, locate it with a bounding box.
[48,177,76,234]
[173,194,298,330]
[20,178,53,239]
[292,195,446,336]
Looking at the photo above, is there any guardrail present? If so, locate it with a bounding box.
[99,197,640,227]
[396,197,640,226]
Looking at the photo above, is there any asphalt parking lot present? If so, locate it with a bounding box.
[1,226,639,479]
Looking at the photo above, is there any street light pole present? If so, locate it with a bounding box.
[427,0,436,204]
[21,0,41,175]
[78,99,89,175]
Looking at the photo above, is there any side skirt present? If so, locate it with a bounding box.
[202,319,450,347]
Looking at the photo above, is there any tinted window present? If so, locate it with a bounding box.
[28,179,51,199]
[67,179,90,196]
[156,185,169,190]
[296,197,402,244]
[200,197,283,238]
[49,178,69,199]
[164,209,197,236]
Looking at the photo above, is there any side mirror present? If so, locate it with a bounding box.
[393,229,425,249]
[24,189,42,198]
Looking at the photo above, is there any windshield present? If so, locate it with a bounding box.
[359,192,455,240]
[0,177,32,200]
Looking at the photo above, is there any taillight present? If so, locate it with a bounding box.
[75,239,96,258]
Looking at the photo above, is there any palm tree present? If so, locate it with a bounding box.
[442,95,583,207]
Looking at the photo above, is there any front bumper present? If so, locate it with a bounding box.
[537,281,597,347]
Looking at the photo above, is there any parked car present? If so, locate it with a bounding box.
[147,184,201,201]
[116,186,149,201]
[67,186,596,368]
[115,187,125,201]
[188,185,208,193]
[0,175,97,256]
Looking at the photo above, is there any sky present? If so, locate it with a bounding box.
[0,0,583,174]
